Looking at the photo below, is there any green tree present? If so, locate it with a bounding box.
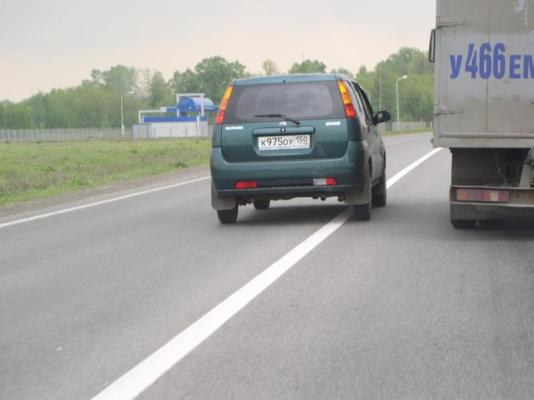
[137,68,153,100]
[149,72,173,107]
[81,69,105,87]
[289,59,326,73]
[262,60,280,76]
[194,56,247,102]
[170,56,247,103]
[330,68,353,77]
[2,103,33,129]
[0,67,151,129]
[400,75,433,121]
[355,66,375,92]
[101,65,138,94]
[71,86,116,127]
[0,48,435,129]
[0,101,6,128]
[39,89,67,128]
[355,48,434,121]
[169,69,200,94]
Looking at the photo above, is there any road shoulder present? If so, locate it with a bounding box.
[0,164,210,221]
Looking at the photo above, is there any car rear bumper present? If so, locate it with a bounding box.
[211,141,368,199]
[216,184,360,200]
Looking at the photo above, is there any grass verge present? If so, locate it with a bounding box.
[0,138,211,206]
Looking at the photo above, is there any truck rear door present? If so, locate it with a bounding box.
[434,0,534,147]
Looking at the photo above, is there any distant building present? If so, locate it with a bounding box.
[133,94,218,139]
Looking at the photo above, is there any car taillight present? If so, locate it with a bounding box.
[456,189,510,203]
[337,81,357,119]
[235,181,258,189]
[215,86,234,125]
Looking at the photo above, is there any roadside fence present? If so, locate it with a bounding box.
[0,128,127,142]
[132,122,210,140]
[0,122,430,143]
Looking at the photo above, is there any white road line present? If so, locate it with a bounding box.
[91,148,442,400]
[0,176,210,230]
[386,148,442,187]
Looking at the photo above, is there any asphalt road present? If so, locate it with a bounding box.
[1,133,534,399]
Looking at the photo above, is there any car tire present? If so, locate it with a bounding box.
[352,203,371,221]
[253,200,270,210]
[217,206,238,224]
[372,162,387,208]
[352,170,371,221]
[451,219,476,229]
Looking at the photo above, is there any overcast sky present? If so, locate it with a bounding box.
[0,0,436,101]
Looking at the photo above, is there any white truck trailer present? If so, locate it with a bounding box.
[430,0,534,228]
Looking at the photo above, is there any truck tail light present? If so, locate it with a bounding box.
[337,81,357,119]
[456,189,510,203]
[235,181,257,189]
[215,86,234,125]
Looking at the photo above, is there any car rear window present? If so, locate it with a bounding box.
[224,81,345,123]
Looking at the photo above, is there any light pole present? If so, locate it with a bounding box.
[121,91,135,137]
[378,67,382,111]
[395,75,408,131]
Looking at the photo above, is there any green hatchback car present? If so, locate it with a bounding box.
[210,73,391,224]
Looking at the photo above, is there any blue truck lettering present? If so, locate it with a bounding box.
[450,43,533,80]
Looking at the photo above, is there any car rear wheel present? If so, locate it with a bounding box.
[372,162,387,208]
[253,200,270,210]
[352,170,371,221]
[352,203,371,221]
[217,206,238,224]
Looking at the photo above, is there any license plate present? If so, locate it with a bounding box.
[258,135,311,151]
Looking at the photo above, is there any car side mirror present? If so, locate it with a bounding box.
[373,111,391,125]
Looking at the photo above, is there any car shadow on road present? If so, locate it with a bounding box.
[230,198,534,241]
[235,203,348,226]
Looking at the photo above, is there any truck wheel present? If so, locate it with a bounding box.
[372,164,387,208]
[217,205,238,224]
[451,219,476,229]
[253,200,270,210]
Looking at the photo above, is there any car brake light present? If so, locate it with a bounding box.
[313,177,337,186]
[235,181,258,189]
[456,189,510,203]
[337,81,357,119]
[326,177,337,186]
[215,86,234,125]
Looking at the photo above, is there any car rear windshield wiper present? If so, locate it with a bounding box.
[254,113,300,126]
